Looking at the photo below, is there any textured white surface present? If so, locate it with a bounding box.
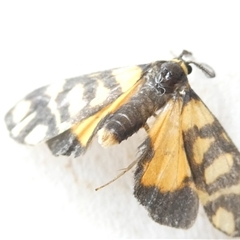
[1,1,240,239]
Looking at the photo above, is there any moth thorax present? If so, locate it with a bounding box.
[156,62,188,91]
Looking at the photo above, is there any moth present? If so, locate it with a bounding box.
[5,50,240,237]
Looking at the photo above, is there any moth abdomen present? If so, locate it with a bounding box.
[98,85,165,147]
[100,105,146,144]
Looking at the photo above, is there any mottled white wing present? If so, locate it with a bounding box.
[5,64,148,145]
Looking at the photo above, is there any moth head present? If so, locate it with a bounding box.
[155,50,215,93]
[174,50,216,78]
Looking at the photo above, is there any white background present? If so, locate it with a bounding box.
[1,0,240,239]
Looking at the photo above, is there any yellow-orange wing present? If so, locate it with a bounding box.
[134,97,199,229]
[182,89,240,237]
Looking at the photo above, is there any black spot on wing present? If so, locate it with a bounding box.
[134,184,198,229]
[182,89,240,193]
[9,105,57,144]
[204,194,240,237]
[5,85,48,131]
[135,138,154,168]
[46,113,112,157]
[183,118,240,194]
[46,130,83,157]
[182,88,199,106]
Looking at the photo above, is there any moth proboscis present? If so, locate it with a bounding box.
[5,50,240,237]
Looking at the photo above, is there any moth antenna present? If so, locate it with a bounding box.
[95,160,138,191]
[178,50,193,59]
[177,50,215,78]
[188,61,216,78]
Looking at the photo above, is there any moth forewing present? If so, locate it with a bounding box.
[182,89,240,237]
[134,97,198,229]
[5,64,148,150]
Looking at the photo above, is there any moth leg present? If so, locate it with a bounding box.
[95,159,138,191]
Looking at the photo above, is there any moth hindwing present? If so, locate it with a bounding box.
[5,50,240,237]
